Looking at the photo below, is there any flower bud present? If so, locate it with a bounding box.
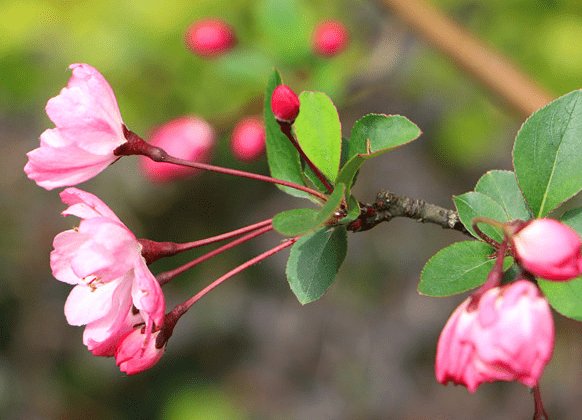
[436,280,554,392]
[512,218,582,281]
[140,116,215,182]
[185,19,236,57]
[312,21,349,57]
[230,117,266,162]
[115,328,165,375]
[271,85,300,123]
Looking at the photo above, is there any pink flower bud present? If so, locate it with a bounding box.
[230,117,266,162]
[115,328,165,375]
[140,116,215,182]
[312,21,349,57]
[271,85,300,123]
[512,219,582,281]
[436,280,554,392]
[185,19,236,57]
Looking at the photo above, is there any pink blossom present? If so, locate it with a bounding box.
[51,188,165,356]
[312,21,349,57]
[140,116,215,182]
[25,64,126,190]
[271,85,300,123]
[115,328,165,375]
[185,19,236,57]
[230,117,266,162]
[512,218,582,281]
[435,280,554,392]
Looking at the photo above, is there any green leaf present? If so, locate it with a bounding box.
[419,241,497,297]
[513,90,582,217]
[453,192,509,242]
[342,195,361,225]
[264,70,311,201]
[347,114,422,160]
[561,207,582,236]
[286,226,347,304]
[293,91,342,182]
[337,114,421,196]
[273,184,345,236]
[475,170,532,221]
[539,277,582,321]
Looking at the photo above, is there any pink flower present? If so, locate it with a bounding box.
[115,328,165,375]
[312,21,349,57]
[271,85,300,123]
[25,64,126,190]
[185,19,236,57]
[230,117,266,162]
[51,188,165,356]
[436,280,554,392]
[140,116,215,182]
[512,219,582,281]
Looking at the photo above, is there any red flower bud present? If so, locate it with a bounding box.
[185,19,236,57]
[512,218,582,281]
[271,85,300,123]
[231,117,266,162]
[312,21,349,57]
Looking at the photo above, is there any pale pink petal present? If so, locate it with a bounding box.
[50,229,89,285]
[132,259,165,329]
[64,277,125,326]
[59,188,121,222]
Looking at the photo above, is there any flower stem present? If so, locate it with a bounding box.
[115,127,327,201]
[170,237,298,319]
[471,217,502,248]
[140,218,272,264]
[470,239,508,306]
[278,121,333,193]
[532,384,549,420]
[156,224,273,286]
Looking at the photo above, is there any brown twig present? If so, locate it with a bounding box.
[382,0,554,117]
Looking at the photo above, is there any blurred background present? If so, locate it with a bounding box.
[2,0,582,418]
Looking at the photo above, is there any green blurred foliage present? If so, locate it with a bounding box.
[406,0,582,168]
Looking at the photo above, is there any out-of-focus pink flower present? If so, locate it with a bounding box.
[115,328,165,375]
[436,280,554,392]
[25,63,126,190]
[185,19,236,57]
[51,188,165,356]
[312,21,349,57]
[512,219,582,281]
[271,85,300,123]
[231,117,266,162]
[140,116,215,182]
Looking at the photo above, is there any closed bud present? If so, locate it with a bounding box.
[436,280,554,392]
[115,328,165,375]
[271,85,300,123]
[185,19,236,57]
[231,117,266,162]
[312,21,349,57]
[140,116,215,182]
[511,218,582,281]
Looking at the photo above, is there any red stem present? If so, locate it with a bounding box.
[115,129,327,202]
[470,239,508,307]
[278,121,334,193]
[533,385,549,420]
[172,237,298,317]
[156,225,273,285]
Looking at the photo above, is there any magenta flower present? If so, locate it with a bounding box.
[311,21,349,57]
[115,328,166,375]
[51,188,165,356]
[184,19,236,57]
[230,116,266,162]
[25,63,126,190]
[140,116,215,182]
[435,280,554,392]
[512,218,582,281]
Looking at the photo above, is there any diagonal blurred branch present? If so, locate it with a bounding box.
[382,0,555,117]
